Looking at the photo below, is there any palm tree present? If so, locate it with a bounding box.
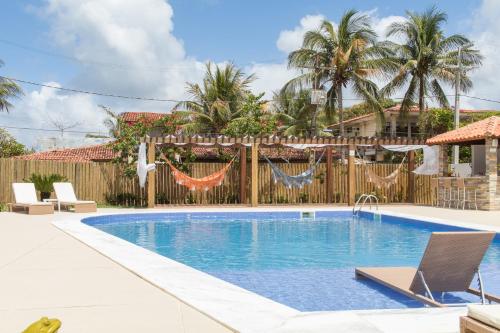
[0,60,23,112]
[381,7,482,137]
[285,10,395,135]
[272,89,322,136]
[86,105,120,138]
[173,62,255,134]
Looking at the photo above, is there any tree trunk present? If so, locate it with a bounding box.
[311,105,319,136]
[410,75,425,138]
[338,85,344,136]
[418,76,425,113]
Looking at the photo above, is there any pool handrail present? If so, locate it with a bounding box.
[353,194,379,216]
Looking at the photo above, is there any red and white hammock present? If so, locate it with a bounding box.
[164,156,235,191]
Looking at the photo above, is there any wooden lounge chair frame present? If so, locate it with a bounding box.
[356,232,499,307]
[53,183,97,213]
[460,316,500,333]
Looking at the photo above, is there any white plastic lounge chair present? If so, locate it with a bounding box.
[356,231,500,307]
[460,304,500,332]
[11,183,54,215]
[53,182,97,213]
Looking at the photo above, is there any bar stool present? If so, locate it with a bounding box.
[442,178,453,208]
[456,178,478,210]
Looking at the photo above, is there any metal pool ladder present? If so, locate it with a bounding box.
[353,194,379,216]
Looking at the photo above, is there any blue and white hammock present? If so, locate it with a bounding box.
[263,150,325,189]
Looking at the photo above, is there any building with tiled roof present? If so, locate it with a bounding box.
[328,105,494,137]
[15,144,118,163]
[427,116,500,145]
[120,112,167,125]
[16,143,328,163]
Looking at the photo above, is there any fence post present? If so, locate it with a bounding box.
[348,144,356,206]
[407,150,415,203]
[251,143,259,207]
[326,146,333,203]
[147,142,156,208]
[240,145,247,204]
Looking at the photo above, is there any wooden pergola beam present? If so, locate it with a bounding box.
[240,145,247,204]
[407,150,415,203]
[141,135,427,146]
[147,142,156,208]
[348,144,356,206]
[251,143,259,207]
[326,146,333,203]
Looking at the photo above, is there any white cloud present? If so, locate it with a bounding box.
[10,2,497,149]
[0,84,108,149]
[276,15,325,54]
[245,62,299,99]
[465,0,500,110]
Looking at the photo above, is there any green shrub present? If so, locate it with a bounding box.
[24,173,67,200]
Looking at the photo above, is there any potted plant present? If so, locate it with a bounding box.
[24,173,67,200]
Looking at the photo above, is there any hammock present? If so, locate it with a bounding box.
[161,153,235,191]
[263,150,325,189]
[360,154,406,189]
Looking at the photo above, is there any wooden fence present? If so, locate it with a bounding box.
[0,158,433,206]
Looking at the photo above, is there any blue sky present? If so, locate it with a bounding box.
[0,0,484,84]
[0,0,498,148]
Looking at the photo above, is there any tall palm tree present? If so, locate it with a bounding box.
[174,62,255,134]
[272,89,327,136]
[381,7,482,137]
[0,60,23,112]
[285,10,395,135]
[85,105,120,139]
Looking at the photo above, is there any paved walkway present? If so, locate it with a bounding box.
[378,205,500,229]
[0,212,233,333]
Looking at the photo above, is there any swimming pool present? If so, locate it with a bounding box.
[82,211,500,311]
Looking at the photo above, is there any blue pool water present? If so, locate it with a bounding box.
[83,211,500,311]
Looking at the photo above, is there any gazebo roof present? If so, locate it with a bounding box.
[427,116,500,145]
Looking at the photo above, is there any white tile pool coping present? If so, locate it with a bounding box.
[52,207,500,333]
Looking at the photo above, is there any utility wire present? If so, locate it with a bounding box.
[0,75,457,102]
[462,95,500,105]
[4,75,500,105]
[0,125,105,135]
[1,76,180,102]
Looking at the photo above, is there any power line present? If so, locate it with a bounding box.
[0,75,449,102]
[4,75,500,106]
[462,95,500,105]
[1,76,180,103]
[0,125,104,135]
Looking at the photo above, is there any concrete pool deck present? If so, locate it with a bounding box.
[0,205,498,332]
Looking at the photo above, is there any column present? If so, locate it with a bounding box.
[439,145,449,177]
[485,139,498,210]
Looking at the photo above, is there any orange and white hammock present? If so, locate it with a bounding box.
[163,155,235,191]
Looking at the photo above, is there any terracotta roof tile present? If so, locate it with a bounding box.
[16,144,118,162]
[120,112,166,123]
[427,116,500,144]
[16,144,330,162]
